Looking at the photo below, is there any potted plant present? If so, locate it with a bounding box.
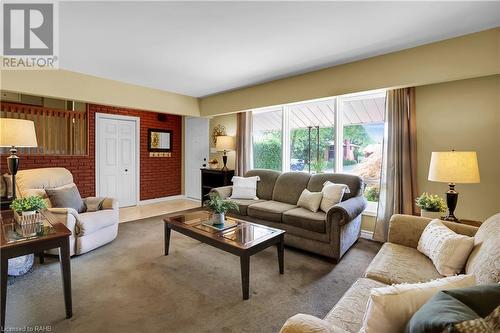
[10,195,47,226]
[204,192,239,225]
[415,192,446,219]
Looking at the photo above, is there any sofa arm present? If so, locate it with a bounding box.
[47,208,77,234]
[210,186,233,200]
[388,214,478,248]
[280,314,346,333]
[327,196,367,226]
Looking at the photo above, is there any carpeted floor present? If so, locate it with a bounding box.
[5,216,380,333]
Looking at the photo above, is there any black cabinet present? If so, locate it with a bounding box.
[200,168,234,203]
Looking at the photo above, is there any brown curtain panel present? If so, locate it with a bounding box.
[236,111,253,176]
[373,87,418,242]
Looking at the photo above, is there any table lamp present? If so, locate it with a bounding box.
[216,136,235,171]
[428,151,480,222]
[0,118,38,199]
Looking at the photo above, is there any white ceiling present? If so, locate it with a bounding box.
[59,2,500,97]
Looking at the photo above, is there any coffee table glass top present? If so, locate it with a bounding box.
[168,210,283,246]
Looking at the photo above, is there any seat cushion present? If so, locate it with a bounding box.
[365,243,442,285]
[324,278,386,333]
[247,200,296,222]
[283,207,327,233]
[76,209,118,236]
[228,198,265,216]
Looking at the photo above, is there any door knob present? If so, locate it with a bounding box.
[125,169,128,172]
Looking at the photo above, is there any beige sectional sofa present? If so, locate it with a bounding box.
[280,213,500,333]
[212,169,366,262]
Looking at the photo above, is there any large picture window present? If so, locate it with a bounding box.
[251,90,386,211]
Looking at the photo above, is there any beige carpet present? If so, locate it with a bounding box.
[5,216,380,333]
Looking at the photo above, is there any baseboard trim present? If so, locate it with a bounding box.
[139,195,187,205]
[360,230,374,240]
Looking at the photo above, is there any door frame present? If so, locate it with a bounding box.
[184,116,209,200]
[95,112,141,206]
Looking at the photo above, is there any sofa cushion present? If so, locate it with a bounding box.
[307,173,363,201]
[324,278,386,333]
[245,169,281,200]
[247,200,296,222]
[365,243,442,285]
[228,198,265,216]
[272,172,311,205]
[76,209,118,236]
[466,213,500,284]
[283,208,327,233]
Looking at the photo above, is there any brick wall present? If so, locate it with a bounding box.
[0,102,182,201]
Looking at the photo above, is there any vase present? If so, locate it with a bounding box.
[213,213,225,225]
[420,209,442,219]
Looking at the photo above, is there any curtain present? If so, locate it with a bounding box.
[236,111,253,176]
[373,87,418,242]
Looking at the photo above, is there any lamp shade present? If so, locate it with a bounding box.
[0,118,38,148]
[428,151,480,184]
[216,135,235,151]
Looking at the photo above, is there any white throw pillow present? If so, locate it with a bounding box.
[297,189,323,213]
[229,176,260,200]
[417,219,475,276]
[320,181,350,213]
[360,274,476,333]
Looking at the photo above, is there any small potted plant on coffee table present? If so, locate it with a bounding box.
[204,192,239,225]
[415,192,446,219]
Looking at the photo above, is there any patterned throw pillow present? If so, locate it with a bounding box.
[417,219,475,276]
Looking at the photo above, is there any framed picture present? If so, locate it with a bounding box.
[148,129,172,152]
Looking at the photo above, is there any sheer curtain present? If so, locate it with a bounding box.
[236,111,253,176]
[373,88,418,242]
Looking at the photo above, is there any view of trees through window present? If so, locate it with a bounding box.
[251,91,386,207]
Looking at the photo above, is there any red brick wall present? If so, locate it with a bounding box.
[1,102,182,200]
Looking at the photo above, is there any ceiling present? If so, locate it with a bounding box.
[59,2,500,97]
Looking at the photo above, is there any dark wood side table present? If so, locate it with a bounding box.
[200,168,234,204]
[1,210,72,331]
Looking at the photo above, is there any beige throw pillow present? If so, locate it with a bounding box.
[297,189,323,213]
[360,275,476,333]
[320,181,350,213]
[417,219,475,276]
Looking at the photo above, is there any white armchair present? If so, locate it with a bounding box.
[16,167,119,256]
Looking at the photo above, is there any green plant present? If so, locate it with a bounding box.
[310,159,327,173]
[364,186,380,202]
[10,196,47,213]
[204,193,239,214]
[343,159,358,166]
[415,192,447,212]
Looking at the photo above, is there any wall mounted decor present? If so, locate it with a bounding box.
[148,129,172,152]
[212,124,226,144]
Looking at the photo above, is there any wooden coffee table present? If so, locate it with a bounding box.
[164,209,285,300]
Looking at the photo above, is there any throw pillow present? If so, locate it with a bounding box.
[417,219,475,276]
[360,274,476,333]
[320,181,350,213]
[46,184,86,213]
[297,189,323,212]
[405,284,500,333]
[85,197,105,212]
[230,176,260,200]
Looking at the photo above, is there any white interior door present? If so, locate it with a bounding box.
[96,114,139,207]
[185,117,209,200]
